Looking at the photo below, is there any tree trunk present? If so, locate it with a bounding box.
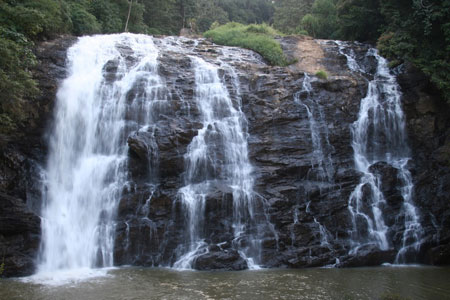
[124,0,133,32]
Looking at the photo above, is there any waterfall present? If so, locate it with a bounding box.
[37,33,166,277]
[32,31,428,277]
[174,55,261,269]
[341,44,424,260]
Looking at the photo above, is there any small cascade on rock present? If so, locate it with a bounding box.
[293,73,334,248]
[37,33,167,278]
[294,73,334,183]
[342,46,424,260]
[306,201,331,248]
[335,41,360,72]
[174,55,261,270]
[394,159,424,263]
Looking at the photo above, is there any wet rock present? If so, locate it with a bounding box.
[128,131,156,163]
[0,36,74,277]
[369,162,399,195]
[369,162,403,207]
[398,62,450,264]
[338,245,397,267]
[425,243,450,265]
[0,193,41,277]
[193,249,248,271]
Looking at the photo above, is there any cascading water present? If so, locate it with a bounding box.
[37,33,167,279]
[174,55,261,269]
[394,159,424,263]
[29,30,429,279]
[342,44,424,260]
[294,73,334,183]
[306,201,331,248]
[292,73,334,248]
[335,41,360,72]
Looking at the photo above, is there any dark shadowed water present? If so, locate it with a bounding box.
[1,266,449,300]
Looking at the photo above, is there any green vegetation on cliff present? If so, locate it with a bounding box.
[272,0,450,102]
[204,23,288,66]
[315,70,328,80]
[0,0,448,135]
[0,0,275,134]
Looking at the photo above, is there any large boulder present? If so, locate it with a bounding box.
[0,193,40,277]
[193,248,248,271]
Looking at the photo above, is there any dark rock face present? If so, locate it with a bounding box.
[115,37,450,269]
[1,34,449,277]
[0,36,76,277]
[398,63,450,263]
[338,245,397,268]
[193,248,248,271]
[0,193,41,277]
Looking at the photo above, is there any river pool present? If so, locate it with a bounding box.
[1,266,449,300]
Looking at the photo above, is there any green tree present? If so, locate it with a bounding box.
[0,2,46,39]
[143,0,179,34]
[300,14,319,36]
[21,0,72,38]
[121,0,147,33]
[336,0,384,41]
[273,0,314,34]
[377,0,450,101]
[177,0,197,29]
[0,27,38,133]
[218,0,274,24]
[301,0,338,38]
[195,0,229,33]
[89,0,124,33]
[68,2,101,35]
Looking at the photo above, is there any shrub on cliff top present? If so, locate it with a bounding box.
[315,69,328,79]
[204,22,289,66]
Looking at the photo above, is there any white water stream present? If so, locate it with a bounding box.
[340,44,423,259]
[174,55,260,269]
[36,33,166,281]
[294,73,334,183]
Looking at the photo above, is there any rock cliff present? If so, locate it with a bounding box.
[0,34,448,276]
[0,37,76,276]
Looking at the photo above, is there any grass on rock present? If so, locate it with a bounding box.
[204,22,290,66]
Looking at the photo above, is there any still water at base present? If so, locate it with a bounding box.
[1,266,450,300]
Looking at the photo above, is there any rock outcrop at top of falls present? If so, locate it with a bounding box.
[1,34,449,277]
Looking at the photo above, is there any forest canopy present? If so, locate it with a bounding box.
[272,0,450,102]
[0,0,448,134]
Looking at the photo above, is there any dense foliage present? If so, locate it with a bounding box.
[0,0,147,133]
[204,22,288,65]
[377,0,450,102]
[272,0,450,102]
[0,0,274,133]
[0,0,448,134]
[142,0,274,35]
